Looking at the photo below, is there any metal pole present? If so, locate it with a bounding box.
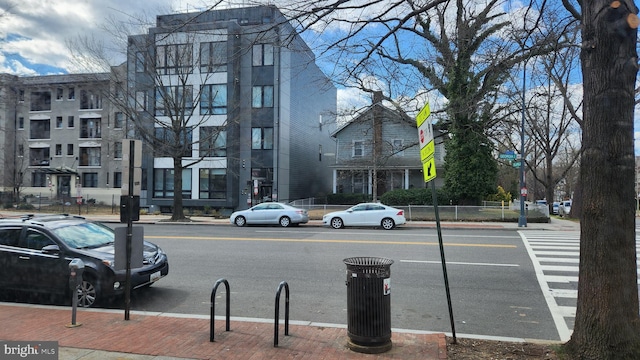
[431,180,456,342]
[125,141,134,320]
[518,57,528,228]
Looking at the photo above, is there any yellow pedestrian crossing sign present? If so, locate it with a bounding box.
[422,156,437,182]
[416,101,437,182]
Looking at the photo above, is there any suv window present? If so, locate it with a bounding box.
[23,229,55,250]
[0,228,21,247]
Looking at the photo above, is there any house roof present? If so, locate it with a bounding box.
[331,103,416,137]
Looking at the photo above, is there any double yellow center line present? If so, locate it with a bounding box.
[145,235,516,248]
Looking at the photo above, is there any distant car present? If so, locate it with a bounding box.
[559,200,572,217]
[0,214,169,307]
[322,203,406,230]
[230,202,309,227]
[552,202,560,215]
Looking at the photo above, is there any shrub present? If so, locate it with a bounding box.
[380,187,451,206]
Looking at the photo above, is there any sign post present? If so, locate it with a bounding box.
[121,139,142,321]
[415,102,456,342]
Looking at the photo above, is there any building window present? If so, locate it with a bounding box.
[80,89,102,109]
[18,90,24,102]
[113,172,122,188]
[200,41,227,73]
[55,144,62,156]
[392,139,404,156]
[155,85,193,116]
[67,116,74,128]
[251,127,273,150]
[30,91,51,111]
[68,87,75,100]
[135,52,145,72]
[56,88,63,100]
[136,91,147,112]
[32,172,47,187]
[199,169,226,199]
[252,86,273,108]
[80,118,101,138]
[154,127,192,157]
[18,145,24,157]
[18,117,24,129]
[153,168,192,198]
[199,126,226,157]
[29,147,50,166]
[252,43,273,66]
[56,116,63,128]
[30,119,50,139]
[114,142,123,159]
[67,144,74,156]
[114,112,124,128]
[156,44,193,75]
[79,147,101,166]
[82,173,98,188]
[353,140,364,157]
[200,84,227,115]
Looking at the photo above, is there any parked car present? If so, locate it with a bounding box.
[559,200,572,217]
[552,202,560,215]
[230,202,309,227]
[322,203,406,230]
[0,214,169,307]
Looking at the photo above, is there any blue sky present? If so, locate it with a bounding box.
[1,0,639,154]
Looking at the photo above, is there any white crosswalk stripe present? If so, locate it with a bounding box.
[519,230,579,342]
[519,230,640,342]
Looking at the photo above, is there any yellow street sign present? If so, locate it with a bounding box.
[420,140,435,162]
[422,155,437,182]
[416,102,431,127]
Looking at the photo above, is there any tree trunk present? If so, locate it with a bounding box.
[171,156,186,221]
[565,1,640,358]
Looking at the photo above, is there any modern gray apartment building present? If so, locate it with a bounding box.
[126,5,336,212]
[0,5,337,212]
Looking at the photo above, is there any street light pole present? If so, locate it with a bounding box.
[518,56,528,228]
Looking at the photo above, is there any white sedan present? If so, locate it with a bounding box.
[230,202,309,227]
[322,203,406,230]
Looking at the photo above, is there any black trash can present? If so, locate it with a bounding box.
[344,256,394,354]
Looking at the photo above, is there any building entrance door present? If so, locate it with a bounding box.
[57,175,71,202]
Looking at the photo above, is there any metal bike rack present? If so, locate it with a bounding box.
[210,278,230,342]
[274,281,290,347]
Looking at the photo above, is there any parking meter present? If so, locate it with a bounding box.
[69,258,85,290]
[67,258,85,327]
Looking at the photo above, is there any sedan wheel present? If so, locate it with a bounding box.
[381,218,395,230]
[234,216,246,227]
[77,278,98,308]
[330,217,343,229]
[279,216,291,227]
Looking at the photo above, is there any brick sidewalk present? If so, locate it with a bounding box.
[0,303,447,359]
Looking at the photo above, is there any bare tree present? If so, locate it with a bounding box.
[69,7,234,221]
[496,18,583,209]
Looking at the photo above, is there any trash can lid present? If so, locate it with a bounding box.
[343,257,394,266]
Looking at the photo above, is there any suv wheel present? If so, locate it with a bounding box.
[77,276,99,308]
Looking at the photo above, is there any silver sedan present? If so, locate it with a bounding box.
[230,202,309,227]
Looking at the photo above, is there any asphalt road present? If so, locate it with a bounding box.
[109,224,561,341]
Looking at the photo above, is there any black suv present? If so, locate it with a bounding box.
[0,214,169,307]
